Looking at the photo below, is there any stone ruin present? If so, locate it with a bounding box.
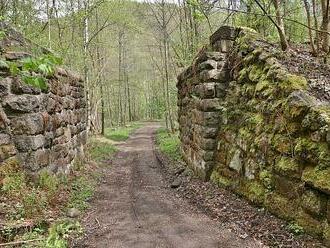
[177,26,330,244]
[0,23,87,174]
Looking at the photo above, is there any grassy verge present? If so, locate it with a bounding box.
[104,122,142,141]
[156,128,182,161]
[0,138,117,247]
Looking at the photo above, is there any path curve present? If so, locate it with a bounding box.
[75,123,263,248]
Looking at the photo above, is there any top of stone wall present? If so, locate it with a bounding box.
[0,21,82,83]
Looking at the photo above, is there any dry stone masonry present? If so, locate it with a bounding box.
[0,23,87,174]
[177,26,330,245]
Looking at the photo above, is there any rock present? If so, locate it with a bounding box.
[4,51,31,60]
[10,113,44,135]
[228,149,242,173]
[3,94,40,113]
[11,77,41,95]
[171,178,182,188]
[66,208,80,218]
[174,167,185,176]
[14,135,45,152]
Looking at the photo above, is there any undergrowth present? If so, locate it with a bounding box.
[104,122,141,141]
[0,139,116,247]
[156,128,182,161]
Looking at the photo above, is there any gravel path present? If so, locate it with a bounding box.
[73,123,263,248]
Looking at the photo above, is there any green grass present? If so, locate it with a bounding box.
[104,123,142,141]
[88,139,117,162]
[156,128,182,161]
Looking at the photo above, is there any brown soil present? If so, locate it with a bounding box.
[72,123,263,248]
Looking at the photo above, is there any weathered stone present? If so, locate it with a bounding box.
[11,77,41,95]
[264,193,299,220]
[4,51,31,60]
[296,211,324,236]
[274,157,302,179]
[210,25,239,44]
[301,189,326,216]
[228,149,242,173]
[0,144,16,161]
[19,149,50,171]
[10,113,44,135]
[14,135,45,152]
[302,167,330,195]
[273,174,304,199]
[170,178,182,188]
[200,69,226,82]
[0,77,10,97]
[66,208,81,218]
[4,94,40,113]
[0,133,11,146]
[198,60,217,71]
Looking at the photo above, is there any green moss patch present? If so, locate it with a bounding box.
[274,157,302,178]
[302,167,330,195]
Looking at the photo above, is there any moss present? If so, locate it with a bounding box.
[324,225,330,247]
[294,138,330,167]
[279,74,308,92]
[210,171,233,188]
[271,134,293,154]
[248,64,264,83]
[295,210,324,237]
[264,193,299,220]
[259,170,274,190]
[239,181,266,204]
[255,79,271,93]
[274,157,302,178]
[302,167,330,194]
[301,190,324,216]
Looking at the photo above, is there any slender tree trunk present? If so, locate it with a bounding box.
[273,0,289,50]
[320,0,330,53]
[303,0,317,55]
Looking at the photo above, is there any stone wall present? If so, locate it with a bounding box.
[0,23,87,174]
[177,26,330,244]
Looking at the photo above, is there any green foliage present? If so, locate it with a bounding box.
[37,170,60,198]
[104,123,141,141]
[287,222,304,235]
[5,53,63,90]
[156,128,182,161]
[89,139,117,162]
[46,220,82,248]
[67,177,94,211]
[22,188,48,218]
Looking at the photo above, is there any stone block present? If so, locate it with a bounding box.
[210,26,239,44]
[198,60,217,71]
[228,149,242,173]
[301,189,326,216]
[3,94,40,113]
[274,157,302,179]
[296,210,324,236]
[0,133,11,146]
[10,113,44,135]
[0,144,16,161]
[0,77,10,97]
[200,138,216,151]
[302,167,330,195]
[200,69,227,82]
[11,77,41,95]
[19,149,50,171]
[198,99,221,111]
[14,135,45,152]
[273,174,304,199]
[264,193,299,220]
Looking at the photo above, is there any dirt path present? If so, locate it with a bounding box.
[74,123,263,248]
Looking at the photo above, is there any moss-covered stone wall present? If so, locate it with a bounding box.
[0,23,87,174]
[177,26,330,245]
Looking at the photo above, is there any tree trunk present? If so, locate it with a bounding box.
[273,0,289,50]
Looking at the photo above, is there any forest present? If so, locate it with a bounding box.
[1,0,329,133]
[0,0,330,247]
